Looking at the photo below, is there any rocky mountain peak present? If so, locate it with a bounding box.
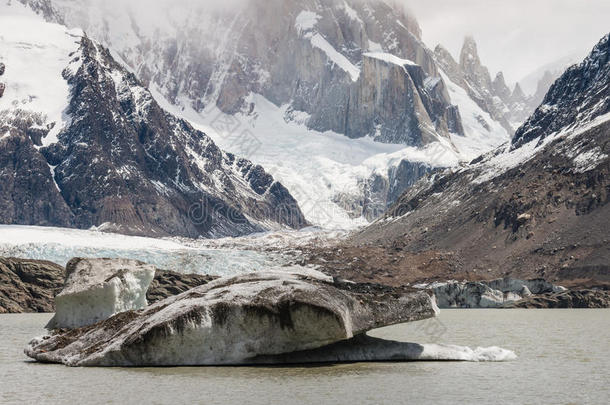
[459,36,492,89]
[510,83,526,103]
[492,72,512,102]
[513,33,610,148]
[460,36,481,66]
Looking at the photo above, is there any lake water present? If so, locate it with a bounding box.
[1,310,608,405]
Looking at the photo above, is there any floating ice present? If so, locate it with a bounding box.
[46,258,156,330]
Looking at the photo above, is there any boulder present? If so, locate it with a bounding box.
[46,258,156,330]
[0,62,5,76]
[0,82,5,98]
[26,267,438,366]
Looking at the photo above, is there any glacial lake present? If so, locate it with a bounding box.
[1,310,608,405]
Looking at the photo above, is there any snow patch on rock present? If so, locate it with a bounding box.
[363,52,418,67]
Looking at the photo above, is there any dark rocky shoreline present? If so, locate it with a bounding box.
[1,257,608,313]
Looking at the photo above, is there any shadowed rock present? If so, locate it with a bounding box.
[25,268,438,367]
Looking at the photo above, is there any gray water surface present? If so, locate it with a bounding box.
[1,310,608,405]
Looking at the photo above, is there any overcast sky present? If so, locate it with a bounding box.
[404,0,610,85]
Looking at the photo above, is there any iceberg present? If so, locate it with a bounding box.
[46,258,156,330]
[27,267,439,366]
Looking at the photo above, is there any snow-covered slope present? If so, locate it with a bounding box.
[156,91,469,228]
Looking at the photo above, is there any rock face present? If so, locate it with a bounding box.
[46,258,156,329]
[31,0,464,147]
[345,53,459,145]
[416,278,567,309]
[0,62,4,97]
[25,268,438,366]
[0,10,307,238]
[347,35,610,287]
[0,257,64,313]
[0,125,75,227]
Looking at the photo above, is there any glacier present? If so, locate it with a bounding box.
[0,225,291,276]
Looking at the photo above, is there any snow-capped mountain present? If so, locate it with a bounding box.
[41,0,459,145]
[351,33,610,285]
[13,0,531,229]
[0,1,306,238]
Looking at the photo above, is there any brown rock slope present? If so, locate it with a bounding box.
[344,120,610,288]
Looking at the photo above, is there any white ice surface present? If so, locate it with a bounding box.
[0,225,292,276]
[48,258,156,329]
[363,52,418,66]
[308,33,361,81]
